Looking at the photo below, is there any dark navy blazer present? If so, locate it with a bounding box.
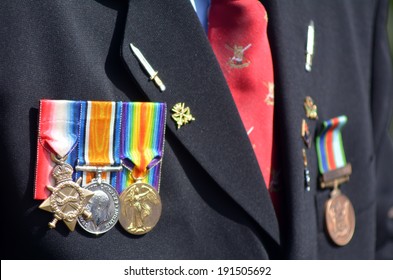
[1,0,392,259]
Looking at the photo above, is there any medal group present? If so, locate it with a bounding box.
[34,30,356,247]
[302,22,355,247]
[303,97,355,246]
[35,100,166,236]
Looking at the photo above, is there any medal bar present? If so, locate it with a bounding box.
[316,115,355,246]
[320,164,352,189]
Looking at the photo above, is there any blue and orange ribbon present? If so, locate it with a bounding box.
[77,101,122,187]
[316,115,348,174]
[118,102,166,193]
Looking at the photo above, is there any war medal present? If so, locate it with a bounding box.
[119,174,162,235]
[39,155,94,230]
[76,166,121,235]
[76,101,122,235]
[118,102,166,235]
[35,100,93,231]
[316,115,355,246]
[324,182,355,246]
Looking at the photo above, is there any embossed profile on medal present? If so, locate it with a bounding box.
[81,189,116,233]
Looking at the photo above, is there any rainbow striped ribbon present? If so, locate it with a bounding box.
[118,102,166,193]
[316,115,348,174]
[77,101,122,187]
[35,100,81,199]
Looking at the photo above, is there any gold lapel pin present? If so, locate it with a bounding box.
[171,103,195,129]
[304,96,318,120]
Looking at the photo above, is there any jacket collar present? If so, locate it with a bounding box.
[121,0,280,246]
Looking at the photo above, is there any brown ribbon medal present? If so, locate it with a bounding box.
[316,116,355,246]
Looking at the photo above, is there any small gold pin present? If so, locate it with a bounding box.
[301,119,311,148]
[304,96,318,120]
[171,103,195,129]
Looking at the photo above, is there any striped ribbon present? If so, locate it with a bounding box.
[118,102,166,193]
[35,100,81,199]
[77,101,122,187]
[35,100,166,199]
[316,115,348,174]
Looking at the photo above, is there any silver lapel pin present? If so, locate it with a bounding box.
[305,20,315,72]
[130,43,166,92]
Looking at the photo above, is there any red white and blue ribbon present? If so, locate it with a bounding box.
[35,100,81,199]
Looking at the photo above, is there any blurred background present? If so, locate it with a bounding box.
[389,0,393,137]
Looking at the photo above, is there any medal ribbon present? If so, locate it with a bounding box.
[316,115,348,174]
[118,102,166,192]
[78,101,122,186]
[35,100,81,199]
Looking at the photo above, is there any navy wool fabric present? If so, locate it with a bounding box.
[0,0,392,259]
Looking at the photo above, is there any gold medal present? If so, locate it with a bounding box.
[119,102,166,234]
[119,180,162,235]
[325,190,355,246]
[39,155,94,231]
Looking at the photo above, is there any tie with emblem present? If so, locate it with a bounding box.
[208,0,275,188]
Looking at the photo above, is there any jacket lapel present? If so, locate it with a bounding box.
[121,0,280,245]
[263,0,319,258]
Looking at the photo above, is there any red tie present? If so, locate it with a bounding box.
[208,0,275,188]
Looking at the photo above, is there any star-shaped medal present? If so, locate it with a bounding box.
[39,163,94,231]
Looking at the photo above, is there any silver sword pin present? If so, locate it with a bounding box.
[130,43,166,92]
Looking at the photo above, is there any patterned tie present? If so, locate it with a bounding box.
[208,0,275,188]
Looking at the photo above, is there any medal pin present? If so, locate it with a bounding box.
[39,154,94,231]
[75,165,122,235]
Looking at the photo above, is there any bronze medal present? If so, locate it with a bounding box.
[119,181,162,235]
[325,192,355,246]
[39,159,94,231]
[315,116,356,246]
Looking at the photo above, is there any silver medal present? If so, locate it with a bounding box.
[76,165,121,235]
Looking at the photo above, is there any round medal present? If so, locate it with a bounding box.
[325,193,356,246]
[78,182,120,235]
[119,181,162,235]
